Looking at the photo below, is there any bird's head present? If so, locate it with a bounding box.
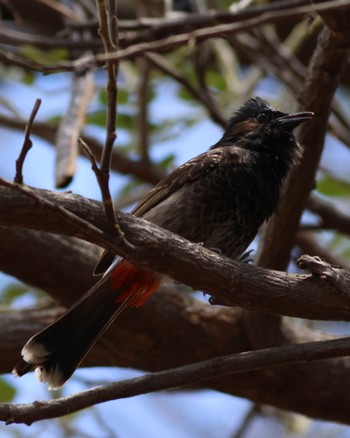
[218,97,313,146]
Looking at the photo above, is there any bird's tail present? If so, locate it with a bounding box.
[13,260,161,390]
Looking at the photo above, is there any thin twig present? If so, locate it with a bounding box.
[14,98,41,184]
[137,57,151,162]
[3,335,350,424]
[1,0,349,61]
[306,194,350,235]
[60,1,350,71]
[78,138,135,248]
[97,0,119,174]
[79,137,115,205]
[0,112,165,184]
[296,230,349,269]
[2,0,349,75]
[145,52,227,127]
[93,0,123,238]
[231,404,260,438]
[34,0,76,19]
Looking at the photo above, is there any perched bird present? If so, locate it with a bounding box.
[13,97,313,389]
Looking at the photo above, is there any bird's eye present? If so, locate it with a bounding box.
[257,112,269,123]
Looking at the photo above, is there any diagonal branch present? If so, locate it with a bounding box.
[1,1,347,53]
[14,99,41,185]
[145,52,227,127]
[257,25,350,270]
[306,194,350,235]
[3,335,350,424]
[1,182,350,321]
[6,1,350,74]
[2,225,350,424]
[55,72,94,188]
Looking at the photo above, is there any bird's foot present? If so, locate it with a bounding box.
[239,249,254,264]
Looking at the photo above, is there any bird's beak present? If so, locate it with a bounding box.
[277,111,314,130]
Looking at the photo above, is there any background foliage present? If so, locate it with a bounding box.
[1,0,350,436]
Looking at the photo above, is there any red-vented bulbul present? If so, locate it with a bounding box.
[13,97,313,389]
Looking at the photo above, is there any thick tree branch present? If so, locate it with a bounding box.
[257,24,350,270]
[1,226,350,423]
[296,230,349,268]
[298,254,350,298]
[1,184,350,321]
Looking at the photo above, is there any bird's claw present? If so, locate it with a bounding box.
[239,249,254,264]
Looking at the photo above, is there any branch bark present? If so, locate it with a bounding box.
[1,184,350,321]
[1,223,350,423]
[257,24,350,270]
[4,335,350,425]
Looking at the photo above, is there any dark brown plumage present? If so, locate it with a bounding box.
[13,97,313,389]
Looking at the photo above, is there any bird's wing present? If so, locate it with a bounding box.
[131,149,224,217]
[94,147,242,275]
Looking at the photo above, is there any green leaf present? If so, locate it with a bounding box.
[22,69,35,85]
[118,88,129,105]
[158,153,175,169]
[327,233,344,252]
[87,110,106,127]
[342,246,350,259]
[117,113,135,131]
[20,45,69,64]
[99,88,129,106]
[177,87,194,102]
[317,176,350,197]
[98,88,107,105]
[205,69,226,92]
[0,283,30,305]
[0,96,21,118]
[118,178,145,199]
[0,378,16,402]
[48,114,62,123]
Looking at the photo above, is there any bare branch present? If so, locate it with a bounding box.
[5,1,350,74]
[136,57,151,161]
[296,230,349,268]
[3,335,350,424]
[306,195,350,235]
[1,183,350,321]
[97,0,119,173]
[2,225,350,424]
[257,25,350,270]
[145,52,227,127]
[298,254,350,299]
[232,404,259,438]
[0,178,114,251]
[0,113,165,184]
[55,72,94,188]
[93,0,125,238]
[14,99,41,185]
[0,1,326,51]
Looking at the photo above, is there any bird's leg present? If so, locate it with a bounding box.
[239,249,255,264]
